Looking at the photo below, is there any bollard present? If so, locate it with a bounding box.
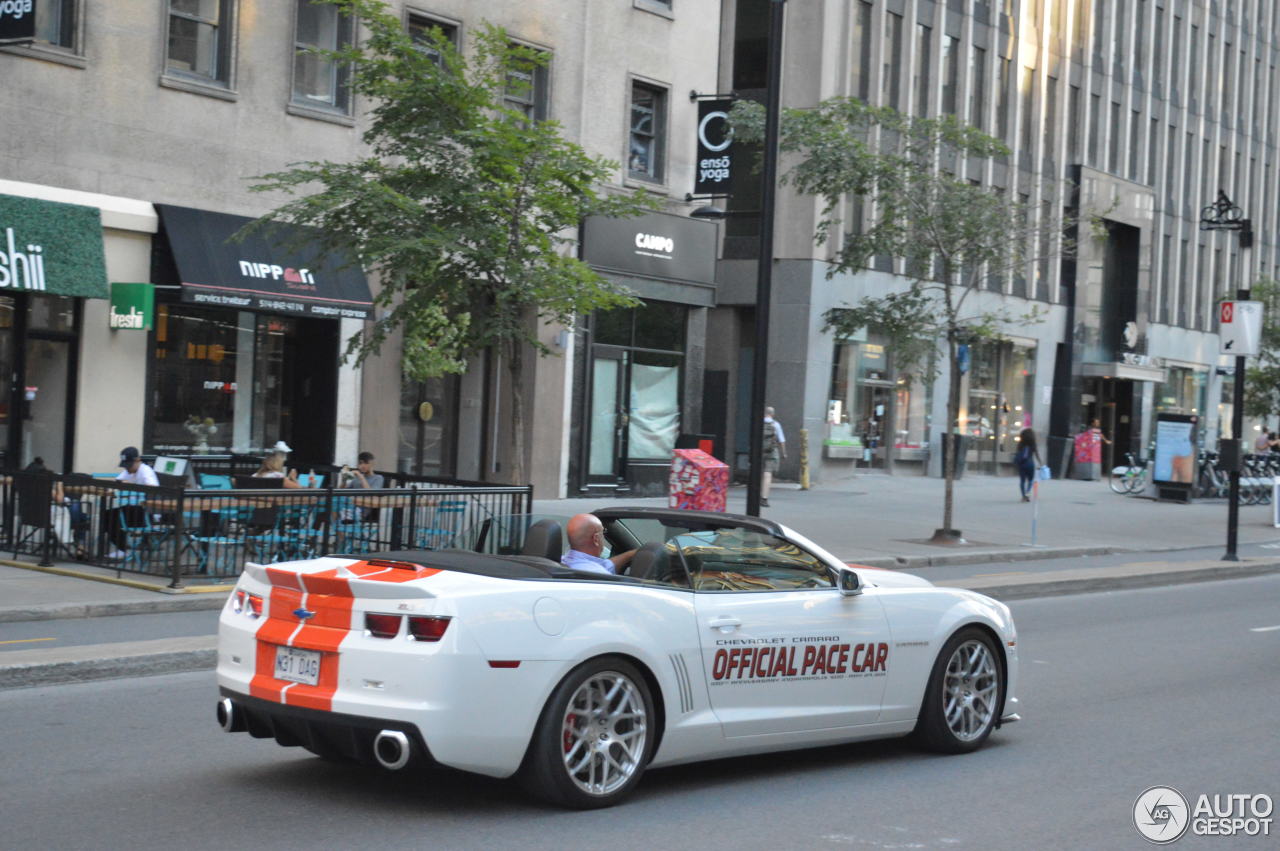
[800,429,810,490]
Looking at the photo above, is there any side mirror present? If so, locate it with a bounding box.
[838,569,862,597]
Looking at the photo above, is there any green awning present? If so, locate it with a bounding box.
[0,193,109,298]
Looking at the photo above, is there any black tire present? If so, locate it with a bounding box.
[519,656,656,809]
[914,627,1005,754]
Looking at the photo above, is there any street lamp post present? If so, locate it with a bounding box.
[745,0,786,517]
[1199,190,1252,562]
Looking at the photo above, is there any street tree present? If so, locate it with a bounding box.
[734,99,1067,540]
[247,0,653,485]
[1243,278,1280,430]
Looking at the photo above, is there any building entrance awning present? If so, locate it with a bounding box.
[0,193,109,298]
[156,204,372,319]
[1082,361,1168,383]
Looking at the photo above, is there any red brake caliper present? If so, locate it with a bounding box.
[563,714,578,753]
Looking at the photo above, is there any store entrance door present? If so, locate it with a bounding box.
[1082,378,1136,470]
[587,349,627,486]
[286,317,338,467]
[21,338,75,471]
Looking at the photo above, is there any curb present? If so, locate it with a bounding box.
[0,558,236,595]
[848,544,1126,569]
[0,594,229,624]
[0,636,217,690]
[937,558,1280,601]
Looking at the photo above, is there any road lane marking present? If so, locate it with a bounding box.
[0,637,57,645]
[1250,625,1280,632]
[972,571,1029,577]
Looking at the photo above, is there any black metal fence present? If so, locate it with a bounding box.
[3,470,533,587]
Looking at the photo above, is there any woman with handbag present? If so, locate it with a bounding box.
[1014,428,1043,502]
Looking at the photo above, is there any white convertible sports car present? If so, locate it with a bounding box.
[215,508,1020,808]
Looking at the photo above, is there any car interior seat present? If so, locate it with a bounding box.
[626,541,672,583]
[521,518,564,563]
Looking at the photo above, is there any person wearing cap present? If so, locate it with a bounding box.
[252,440,303,488]
[343,451,384,489]
[106,447,159,560]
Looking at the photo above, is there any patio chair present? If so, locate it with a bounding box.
[331,496,381,555]
[115,492,174,568]
[413,499,468,550]
[198,473,234,490]
[183,510,241,575]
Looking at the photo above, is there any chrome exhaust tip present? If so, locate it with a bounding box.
[216,698,244,733]
[373,729,411,770]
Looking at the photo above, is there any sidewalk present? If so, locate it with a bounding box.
[535,472,1280,565]
[2,471,1278,688]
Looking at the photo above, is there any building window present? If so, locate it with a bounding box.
[881,12,902,109]
[293,0,353,113]
[969,46,986,130]
[941,35,959,115]
[851,1,872,100]
[35,0,77,49]
[629,82,667,182]
[914,24,931,118]
[407,12,457,62]
[166,0,235,84]
[829,335,934,467]
[503,46,550,123]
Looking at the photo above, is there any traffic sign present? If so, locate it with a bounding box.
[1219,300,1263,356]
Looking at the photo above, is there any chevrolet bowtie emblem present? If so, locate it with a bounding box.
[293,608,316,620]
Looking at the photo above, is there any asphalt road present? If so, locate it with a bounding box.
[2,576,1277,850]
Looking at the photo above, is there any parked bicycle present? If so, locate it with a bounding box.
[1109,451,1149,495]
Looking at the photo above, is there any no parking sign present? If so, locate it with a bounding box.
[1219,300,1262,356]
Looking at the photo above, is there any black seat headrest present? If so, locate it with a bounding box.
[627,541,670,582]
[521,518,564,562]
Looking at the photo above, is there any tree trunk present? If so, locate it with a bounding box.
[506,339,527,486]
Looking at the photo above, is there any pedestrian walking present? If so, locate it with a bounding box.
[1014,428,1042,502]
[1072,418,1111,480]
[760,406,786,507]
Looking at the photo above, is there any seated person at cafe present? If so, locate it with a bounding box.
[253,442,304,489]
[560,513,635,575]
[343,451,385,489]
[106,446,158,560]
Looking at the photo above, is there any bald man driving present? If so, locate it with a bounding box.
[560,513,636,575]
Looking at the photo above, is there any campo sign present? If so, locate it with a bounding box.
[0,0,36,45]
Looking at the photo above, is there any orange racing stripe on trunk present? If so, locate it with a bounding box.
[248,584,305,702]
[280,571,356,711]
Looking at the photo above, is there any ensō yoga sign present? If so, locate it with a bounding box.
[0,0,37,45]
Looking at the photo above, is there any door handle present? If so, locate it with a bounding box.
[708,616,741,633]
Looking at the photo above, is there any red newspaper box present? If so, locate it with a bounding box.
[668,449,729,512]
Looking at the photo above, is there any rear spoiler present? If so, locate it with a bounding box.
[243,560,437,599]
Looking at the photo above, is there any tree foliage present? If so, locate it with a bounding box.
[733,97,1067,534]
[245,0,655,482]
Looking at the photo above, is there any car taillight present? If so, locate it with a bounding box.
[365,613,402,639]
[407,616,451,642]
[247,594,264,617]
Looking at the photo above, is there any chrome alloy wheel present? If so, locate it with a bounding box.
[560,671,648,796]
[942,639,999,742]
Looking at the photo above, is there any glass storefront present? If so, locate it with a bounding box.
[586,301,686,484]
[145,300,338,460]
[956,340,1037,465]
[829,336,933,464]
[1154,366,1208,417]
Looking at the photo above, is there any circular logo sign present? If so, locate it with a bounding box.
[698,110,732,152]
[1133,786,1190,844]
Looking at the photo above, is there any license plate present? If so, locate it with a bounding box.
[274,645,321,686]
